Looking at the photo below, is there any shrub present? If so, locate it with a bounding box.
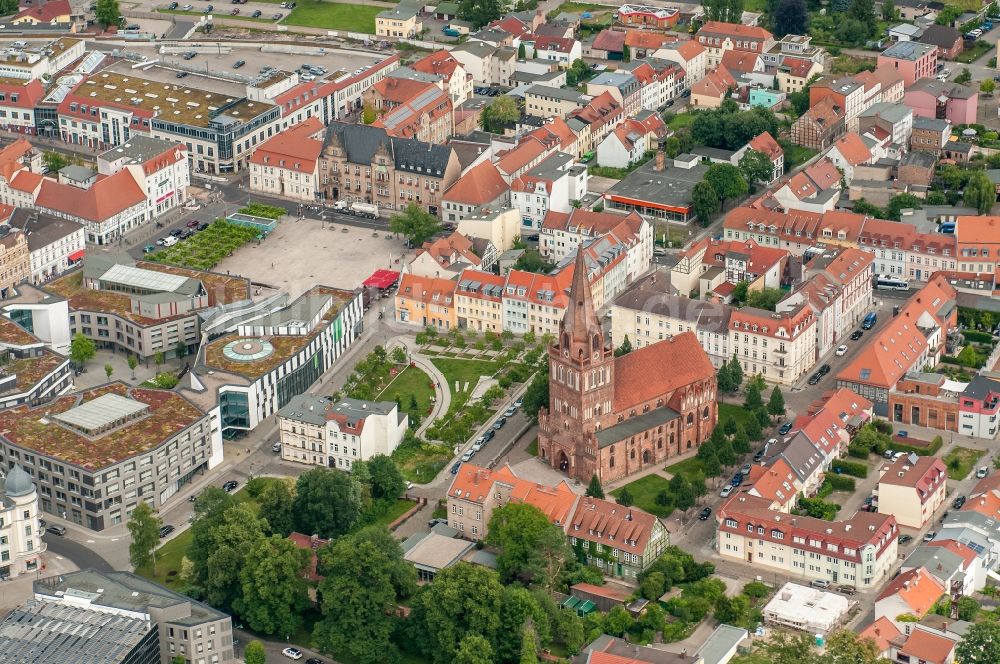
[848,442,870,458]
[872,420,893,435]
[826,475,856,492]
[962,329,996,344]
[239,202,286,219]
[832,459,868,478]
[892,436,944,456]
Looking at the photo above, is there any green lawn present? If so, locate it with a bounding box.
[611,474,674,517]
[717,403,752,429]
[366,498,416,529]
[779,140,819,172]
[431,357,500,394]
[943,446,986,480]
[665,457,705,482]
[377,366,435,424]
[548,1,616,16]
[956,40,992,64]
[666,110,699,131]
[136,528,193,590]
[526,438,538,456]
[283,0,385,32]
[392,437,452,483]
[147,220,261,271]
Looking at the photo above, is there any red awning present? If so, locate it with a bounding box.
[68,249,85,262]
[363,269,400,289]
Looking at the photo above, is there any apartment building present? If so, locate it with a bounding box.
[540,208,650,276]
[876,454,948,529]
[729,304,816,385]
[510,151,588,229]
[410,51,475,104]
[523,85,591,119]
[455,270,506,333]
[954,216,1000,275]
[717,493,898,588]
[877,41,938,87]
[395,273,458,331]
[0,383,220,531]
[0,465,42,579]
[804,246,876,336]
[695,22,776,67]
[248,117,325,203]
[791,97,846,151]
[371,83,454,145]
[277,394,407,470]
[0,226,30,299]
[441,161,510,222]
[319,122,461,217]
[376,4,422,37]
[595,111,669,170]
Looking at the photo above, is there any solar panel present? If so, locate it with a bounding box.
[100,264,189,293]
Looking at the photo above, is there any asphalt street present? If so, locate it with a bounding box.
[43,534,114,574]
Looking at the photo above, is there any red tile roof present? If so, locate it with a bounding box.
[14,0,70,22]
[625,30,667,50]
[720,50,760,74]
[0,79,45,109]
[371,77,438,106]
[448,463,579,528]
[612,331,714,411]
[747,131,783,161]
[782,57,816,79]
[532,35,577,53]
[859,617,902,653]
[443,160,508,206]
[673,39,706,60]
[831,132,873,166]
[877,567,945,615]
[746,458,798,508]
[396,273,457,307]
[592,29,626,53]
[248,117,324,174]
[418,231,481,268]
[568,495,661,557]
[896,629,956,664]
[411,51,464,79]
[879,455,947,504]
[693,65,736,98]
[35,170,146,223]
[697,21,773,42]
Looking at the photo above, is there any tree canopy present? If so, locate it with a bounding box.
[738,149,775,188]
[127,502,162,572]
[70,333,96,367]
[964,170,995,215]
[292,468,363,539]
[390,203,442,247]
[487,502,573,590]
[690,103,780,151]
[233,535,309,637]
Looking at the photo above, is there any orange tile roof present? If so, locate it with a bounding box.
[411,51,463,79]
[526,117,577,151]
[729,303,814,341]
[248,117,324,174]
[897,629,956,664]
[542,208,642,235]
[955,215,1000,246]
[418,231,481,268]
[35,170,145,223]
[694,65,736,98]
[859,617,902,653]
[748,131,782,161]
[803,96,844,127]
[532,35,577,53]
[782,57,816,78]
[877,567,945,615]
[818,210,868,244]
[720,50,760,74]
[371,77,438,106]
[625,30,667,50]
[396,273,457,306]
[698,21,773,42]
[797,388,872,455]
[568,495,660,556]
[747,458,798,507]
[815,247,875,286]
[9,170,43,194]
[804,158,842,191]
[613,331,714,412]
[443,161,508,206]
[448,463,578,527]
[14,0,70,22]
[673,39,706,60]
[490,15,531,37]
[456,269,505,302]
[831,132,873,166]
[496,137,547,177]
[879,456,947,503]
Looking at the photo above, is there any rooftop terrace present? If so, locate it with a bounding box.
[0,383,206,470]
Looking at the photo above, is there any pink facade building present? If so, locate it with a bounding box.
[903,79,977,125]
[877,41,937,87]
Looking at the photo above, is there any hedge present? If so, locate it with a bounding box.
[962,329,996,345]
[848,443,870,458]
[891,436,944,457]
[817,481,834,498]
[826,475,856,492]
[832,459,868,478]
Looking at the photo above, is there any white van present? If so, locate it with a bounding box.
[162,235,179,247]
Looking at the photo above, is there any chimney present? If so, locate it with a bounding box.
[654,149,665,172]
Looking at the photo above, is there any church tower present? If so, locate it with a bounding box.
[539,247,615,479]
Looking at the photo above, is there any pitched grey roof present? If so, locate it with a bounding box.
[764,432,823,482]
[326,122,454,176]
[918,24,962,48]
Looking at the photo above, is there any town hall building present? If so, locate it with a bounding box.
[538,250,718,483]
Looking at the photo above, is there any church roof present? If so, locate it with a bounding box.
[613,331,713,411]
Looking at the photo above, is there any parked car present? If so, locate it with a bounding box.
[182,3,192,8]
[182,51,196,59]
[898,534,913,544]
[168,1,178,7]
[230,8,239,14]
[953,495,967,509]
[730,473,743,487]
[778,421,793,435]
[186,219,200,228]
[427,518,446,528]
[483,429,495,442]
[282,648,304,661]
[807,373,821,385]
[471,441,483,452]
[752,450,765,462]
[817,364,831,376]
[175,71,188,78]
[884,449,895,459]
[835,344,848,356]
[923,531,937,542]
[272,12,283,19]
[698,507,712,520]
[740,462,752,475]
[514,397,523,408]
[493,417,506,430]
[837,585,857,596]
[305,658,324,664]
[159,525,175,538]
[45,525,67,536]
[720,485,734,498]
[143,244,156,253]
[197,222,210,231]
[504,406,517,417]
[222,480,238,492]
[809,579,830,589]
[189,494,198,502]
[978,466,990,478]
[461,449,474,462]
[179,229,193,239]
[272,441,281,453]
[251,9,261,16]
[850,330,864,340]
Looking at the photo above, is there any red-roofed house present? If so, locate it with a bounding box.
[442,160,510,222]
[12,0,74,27]
[625,30,668,58]
[510,151,589,229]
[737,131,784,184]
[890,628,956,664]
[691,66,737,108]
[653,40,707,88]
[696,21,775,66]
[616,4,680,29]
[395,273,458,330]
[249,117,324,202]
[288,532,330,582]
[0,79,46,135]
[538,251,717,483]
[409,231,483,278]
[778,57,823,94]
[729,302,816,385]
[876,455,947,528]
[526,35,582,65]
[745,458,800,511]
[859,617,902,658]
[826,132,874,183]
[591,29,626,60]
[875,567,945,627]
[410,51,474,104]
[791,96,846,150]
[696,238,789,298]
[720,50,764,76]
[540,208,651,276]
[595,111,668,169]
[568,91,625,154]
[372,84,453,144]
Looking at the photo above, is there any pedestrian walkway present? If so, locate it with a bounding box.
[384,335,453,438]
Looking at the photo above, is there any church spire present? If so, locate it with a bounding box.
[558,244,606,363]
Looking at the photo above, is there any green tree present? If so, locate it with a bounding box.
[773,0,808,35]
[453,634,494,664]
[244,641,267,664]
[70,332,96,368]
[615,335,633,356]
[714,593,751,625]
[767,386,785,417]
[604,605,634,637]
[497,587,548,662]
[702,451,722,477]
[361,102,376,125]
[522,364,550,424]
[956,621,1000,664]
[744,381,763,410]
[104,363,114,380]
[716,439,737,466]
[234,535,309,637]
[127,354,138,380]
[728,354,744,391]
[738,149,774,188]
[154,351,165,370]
[390,203,442,246]
[127,501,162,572]
[519,623,539,664]
[705,163,748,209]
[716,362,734,393]
[817,630,882,664]
[956,595,980,621]
[885,192,923,221]
[586,474,605,499]
[669,473,695,510]
[292,468,362,539]
[95,0,121,28]
[487,502,573,590]
[622,44,632,62]
[171,657,187,664]
[566,59,591,87]
[200,503,268,611]
[366,454,406,501]
[692,180,721,225]
[847,0,875,26]
[616,488,634,507]
[42,151,69,173]
[314,527,416,664]
[513,249,554,273]
[965,170,996,215]
[956,67,972,84]
[481,95,520,132]
[518,43,526,59]
[881,0,895,19]
[836,18,869,45]
[982,79,996,95]
[175,340,188,362]
[254,478,294,537]
[409,563,503,663]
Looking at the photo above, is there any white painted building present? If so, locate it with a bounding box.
[510,151,587,230]
[0,464,43,579]
[15,209,85,284]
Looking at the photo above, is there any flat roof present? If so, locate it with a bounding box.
[606,158,708,209]
[402,531,474,571]
[73,71,275,129]
[99,135,181,164]
[100,263,191,293]
[53,393,148,433]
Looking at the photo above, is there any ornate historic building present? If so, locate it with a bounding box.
[538,250,718,483]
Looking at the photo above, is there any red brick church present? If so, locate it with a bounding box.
[538,250,718,484]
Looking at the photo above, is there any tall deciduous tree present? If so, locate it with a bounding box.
[70,332,96,367]
[738,149,775,188]
[389,203,442,247]
[955,621,1000,664]
[127,354,138,379]
[243,641,267,664]
[314,527,416,664]
[881,0,896,19]
[453,635,495,664]
[458,0,502,28]
[127,502,162,572]
[522,363,549,424]
[692,180,720,225]
[817,630,882,664]
[497,587,549,663]
[366,455,406,501]
[965,170,996,215]
[95,0,120,28]
[728,354,744,390]
[705,163,749,208]
[773,0,808,35]
[292,468,362,539]
[487,502,573,590]
[234,535,309,637]
[847,0,875,26]
[409,563,504,663]
[255,479,295,537]
[744,381,763,410]
[767,386,785,417]
[481,95,520,132]
[203,504,268,611]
